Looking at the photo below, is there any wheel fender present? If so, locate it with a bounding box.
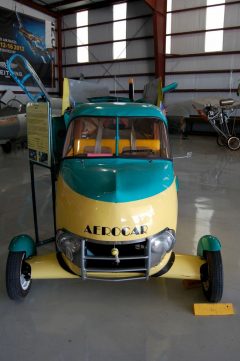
[197,235,221,257]
[8,235,36,259]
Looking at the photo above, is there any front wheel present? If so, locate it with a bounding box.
[200,251,223,302]
[6,251,32,300]
[216,135,227,147]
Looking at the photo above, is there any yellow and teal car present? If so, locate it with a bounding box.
[6,100,223,302]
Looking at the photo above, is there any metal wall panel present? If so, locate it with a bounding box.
[166,72,240,90]
[64,59,155,79]
[89,23,113,43]
[79,75,154,94]
[126,39,154,58]
[171,9,206,33]
[165,91,239,108]
[62,0,155,95]
[127,1,152,17]
[171,33,205,54]
[224,3,240,27]
[62,48,77,65]
[171,0,206,11]
[88,6,113,24]
[166,54,240,72]
[126,17,153,38]
[223,30,240,51]
[166,0,240,105]
[62,29,78,48]
[88,43,114,62]
[62,14,76,29]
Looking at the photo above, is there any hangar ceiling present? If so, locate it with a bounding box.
[15,0,135,16]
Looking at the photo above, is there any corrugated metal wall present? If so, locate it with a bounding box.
[165,0,240,106]
[61,0,154,98]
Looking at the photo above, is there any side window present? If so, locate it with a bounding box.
[62,121,74,157]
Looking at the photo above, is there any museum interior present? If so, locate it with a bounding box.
[0,0,239,360]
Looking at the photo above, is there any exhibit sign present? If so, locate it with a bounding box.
[0,6,55,87]
[27,102,51,166]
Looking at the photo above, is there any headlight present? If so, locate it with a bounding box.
[149,229,176,267]
[56,230,81,261]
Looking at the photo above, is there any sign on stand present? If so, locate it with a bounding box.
[26,102,51,166]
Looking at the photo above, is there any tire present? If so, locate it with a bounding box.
[227,136,240,151]
[216,135,227,147]
[6,251,32,300]
[2,141,12,154]
[200,251,223,302]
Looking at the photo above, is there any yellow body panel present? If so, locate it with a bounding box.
[163,254,205,280]
[56,177,177,242]
[62,78,70,114]
[27,252,172,279]
[27,252,204,280]
[27,253,79,279]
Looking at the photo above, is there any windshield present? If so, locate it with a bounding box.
[62,116,171,159]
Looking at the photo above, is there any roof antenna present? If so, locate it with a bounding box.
[114,75,117,98]
[128,78,134,102]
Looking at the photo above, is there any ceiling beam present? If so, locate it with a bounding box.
[15,0,59,18]
[58,0,138,15]
[46,0,87,10]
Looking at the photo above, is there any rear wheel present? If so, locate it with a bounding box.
[6,251,32,300]
[2,141,12,153]
[227,136,240,151]
[200,251,223,302]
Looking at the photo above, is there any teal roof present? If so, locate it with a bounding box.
[69,102,168,125]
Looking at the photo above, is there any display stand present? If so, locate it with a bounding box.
[29,161,56,246]
[26,102,56,247]
[7,54,57,248]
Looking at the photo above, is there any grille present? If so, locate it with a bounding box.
[80,239,151,281]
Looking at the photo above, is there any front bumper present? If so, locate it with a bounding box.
[26,251,205,281]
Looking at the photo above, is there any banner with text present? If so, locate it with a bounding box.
[0,6,55,87]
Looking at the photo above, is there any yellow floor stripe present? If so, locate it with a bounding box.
[193,303,235,316]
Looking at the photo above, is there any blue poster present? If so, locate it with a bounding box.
[0,6,55,87]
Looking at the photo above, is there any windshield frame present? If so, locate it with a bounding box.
[62,115,172,161]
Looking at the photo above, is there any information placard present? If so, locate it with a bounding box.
[27,102,51,166]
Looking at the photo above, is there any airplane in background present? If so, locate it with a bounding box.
[15,11,51,64]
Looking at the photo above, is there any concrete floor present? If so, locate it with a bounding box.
[0,135,240,361]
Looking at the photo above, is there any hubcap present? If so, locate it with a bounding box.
[228,136,240,150]
[20,255,31,291]
[20,274,31,290]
